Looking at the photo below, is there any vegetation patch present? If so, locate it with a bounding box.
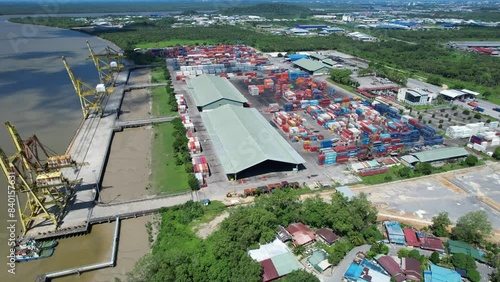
[137,39,218,49]
[150,122,190,194]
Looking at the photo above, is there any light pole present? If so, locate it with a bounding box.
[92,170,102,204]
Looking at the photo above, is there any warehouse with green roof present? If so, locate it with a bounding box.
[187,74,249,111]
[292,58,331,75]
[200,105,305,179]
[401,147,469,165]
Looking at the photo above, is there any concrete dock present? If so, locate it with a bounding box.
[25,70,130,239]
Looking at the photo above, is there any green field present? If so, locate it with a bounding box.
[136,39,218,49]
[151,87,176,117]
[151,67,166,83]
[150,123,189,194]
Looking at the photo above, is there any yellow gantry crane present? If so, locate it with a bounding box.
[0,122,79,235]
[62,56,107,119]
[0,147,58,234]
[86,40,124,86]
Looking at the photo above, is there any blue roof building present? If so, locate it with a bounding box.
[376,24,407,30]
[296,24,328,29]
[384,221,406,245]
[389,21,417,27]
[424,264,462,282]
[285,54,309,61]
[344,260,391,282]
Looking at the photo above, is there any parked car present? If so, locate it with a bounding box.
[493,107,500,112]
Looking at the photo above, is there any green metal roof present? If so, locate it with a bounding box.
[310,53,327,61]
[447,240,484,261]
[292,58,331,72]
[270,252,301,276]
[200,105,305,175]
[322,59,337,66]
[187,74,248,108]
[412,147,469,163]
[308,250,328,266]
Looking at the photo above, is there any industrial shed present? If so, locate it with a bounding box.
[292,58,331,75]
[200,105,305,179]
[187,74,248,111]
[309,53,328,61]
[411,147,469,163]
[439,89,479,101]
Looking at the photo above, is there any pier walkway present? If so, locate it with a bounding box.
[35,218,121,282]
[114,116,176,131]
[89,192,193,223]
[125,82,168,91]
[24,70,130,239]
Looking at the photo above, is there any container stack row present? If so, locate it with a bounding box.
[193,156,209,188]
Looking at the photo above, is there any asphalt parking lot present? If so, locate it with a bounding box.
[353,75,398,89]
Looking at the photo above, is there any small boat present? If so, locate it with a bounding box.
[16,238,58,250]
[37,239,58,250]
[15,248,54,263]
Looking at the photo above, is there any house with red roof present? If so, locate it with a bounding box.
[403,257,421,281]
[376,255,406,282]
[403,228,420,247]
[286,222,316,247]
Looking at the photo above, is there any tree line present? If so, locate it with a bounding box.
[9,16,500,98]
[124,190,380,281]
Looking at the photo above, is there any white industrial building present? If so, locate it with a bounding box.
[397,88,431,105]
[347,32,376,42]
[289,28,309,35]
[439,89,480,101]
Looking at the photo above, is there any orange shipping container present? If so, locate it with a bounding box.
[257,85,265,93]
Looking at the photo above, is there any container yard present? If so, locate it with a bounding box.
[166,44,498,189]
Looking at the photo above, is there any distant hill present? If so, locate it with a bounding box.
[220,3,313,19]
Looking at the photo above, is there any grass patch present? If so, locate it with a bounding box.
[189,201,227,229]
[361,161,483,185]
[136,39,218,49]
[151,86,176,117]
[151,67,167,83]
[151,123,190,194]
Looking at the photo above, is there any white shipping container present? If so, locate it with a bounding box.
[473,143,486,152]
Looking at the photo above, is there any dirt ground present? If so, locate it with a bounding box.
[120,68,152,121]
[100,127,151,202]
[120,88,151,120]
[194,211,229,239]
[100,67,153,203]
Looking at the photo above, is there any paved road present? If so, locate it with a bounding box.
[451,99,500,120]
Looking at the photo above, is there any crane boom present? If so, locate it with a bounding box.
[62,56,104,118]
